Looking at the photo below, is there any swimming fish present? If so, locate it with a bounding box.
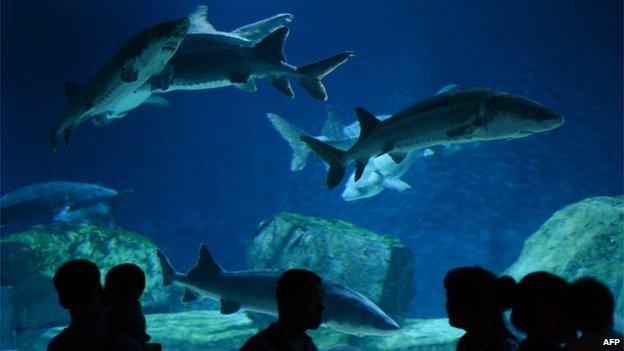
[157,244,400,336]
[156,26,354,100]
[93,6,295,125]
[301,89,565,189]
[49,17,190,151]
[1,182,120,225]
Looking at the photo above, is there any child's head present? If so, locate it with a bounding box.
[443,266,516,331]
[511,271,573,341]
[105,263,146,303]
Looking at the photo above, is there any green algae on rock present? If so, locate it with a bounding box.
[247,212,415,316]
[0,223,180,340]
[352,318,462,351]
[505,196,624,315]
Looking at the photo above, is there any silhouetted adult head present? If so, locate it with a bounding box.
[511,271,573,341]
[567,277,614,333]
[444,266,516,331]
[276,269,324,331]
[53,259,103,311]
[105,263,146,304]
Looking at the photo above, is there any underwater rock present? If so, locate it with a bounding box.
[351,318,462,351]
[25,310,349,351]
[146,310,257,350]
[247,212,415,316]
[0,223,179,338]
[505,196,624,315]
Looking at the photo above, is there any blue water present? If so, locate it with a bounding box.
[1,0,622,319]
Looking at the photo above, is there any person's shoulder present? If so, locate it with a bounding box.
[47,328,72,351]
[112,332,146,351]
[240,330,274,351]
[498,337,520,351]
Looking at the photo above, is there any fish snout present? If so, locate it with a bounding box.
[372,315,401,332]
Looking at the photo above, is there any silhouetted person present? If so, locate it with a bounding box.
[564,277,623,351]
[240,269,324,351]
[48,259,142,351]
[105,264,151,347]
[511,272,574,351]
[444,266,519,351]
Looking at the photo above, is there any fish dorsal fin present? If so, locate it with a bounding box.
[355,107,381,140]
[187,243,224,279]
[232,13,294,42]
[188,5,216,33]
[64,82,81,101]
[436,83,459,95]
[254,27,288,62]
[321,105,345,140]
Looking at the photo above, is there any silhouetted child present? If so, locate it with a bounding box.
[48,259,142,351]
[444,266,519,351]
[511,271,574,351]
[564,277,623,351]
[240,269,324,351]
[105,263,150,347]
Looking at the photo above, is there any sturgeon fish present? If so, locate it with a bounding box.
[156,26,354,100]
[301,89,565,189]
[157,244,400,336]
[0,182,120,225]
[93,6,295,125]
[49,17,190,152]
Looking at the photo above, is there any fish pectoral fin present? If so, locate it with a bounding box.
[379,141,395,156]
[269,76,294,98]
[446,125,476,138]
[151,65,174,91]
[220,298,241,314]
[144,96,170,107]
[182,288,200,303]
[64,81,81,101]
[53,204,72,221]
[388,151,407,164]
[229,71,252,84]
[233,79,257,92]
[355,159,369,181]
[91,113,114,126]
[120,61,139,83]
[383,178,411,191]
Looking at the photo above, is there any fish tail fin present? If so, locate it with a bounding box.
[156,249,176,286]
[297,51,355,101]
[299,136,346,189]
[266,113,311,171]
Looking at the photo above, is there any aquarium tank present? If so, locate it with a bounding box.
[1,0,622,350]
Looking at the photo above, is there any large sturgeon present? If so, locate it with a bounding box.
[301,89,565,189]
[157,244,400,336]
[49,17,190,152]
[155,26,354,100]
